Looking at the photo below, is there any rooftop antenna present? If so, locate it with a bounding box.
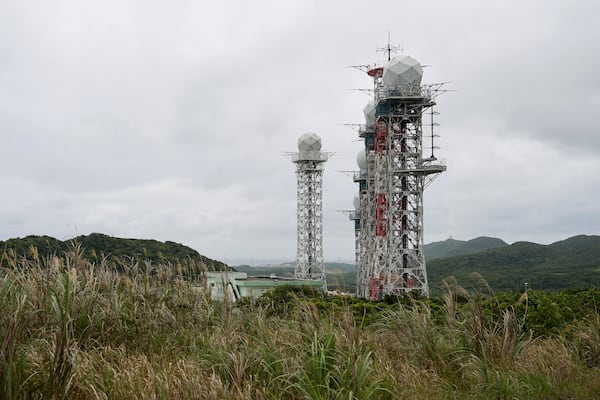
[377,31,401,61]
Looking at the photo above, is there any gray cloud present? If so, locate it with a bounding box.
[1,0,599,264]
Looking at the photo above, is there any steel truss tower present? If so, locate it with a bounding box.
[352,55,446,299]
[290,133,332,281]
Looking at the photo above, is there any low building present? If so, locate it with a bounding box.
[206,271,325,301]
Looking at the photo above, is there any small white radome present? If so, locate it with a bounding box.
[297,132,322,152]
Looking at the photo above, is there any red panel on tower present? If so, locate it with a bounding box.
[375,121,387,154]
[375,193,387,236]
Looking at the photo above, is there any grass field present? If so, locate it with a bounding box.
[2,245,600,399]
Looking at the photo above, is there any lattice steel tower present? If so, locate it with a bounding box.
[290,133,332,281]
[352,55,446,299]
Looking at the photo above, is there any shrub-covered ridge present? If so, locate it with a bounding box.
[1,246,600,399]
[0,232,229,271]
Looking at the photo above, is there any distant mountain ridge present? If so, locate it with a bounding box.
[234,235,600,293]
[4,233,599,293]
[0,233,229,271]
[425,236,508,260]
[427,235,600,292]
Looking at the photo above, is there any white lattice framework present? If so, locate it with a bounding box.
[353,56,446,299]
[354,127,374,299]
[290,133,332,281]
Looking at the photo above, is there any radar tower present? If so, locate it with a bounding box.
[289,133,332,281]
[350,53,446,299]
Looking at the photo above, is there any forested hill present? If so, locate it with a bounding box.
[0,233,229,271]
[427,235,600,292]
[425,236,508,260]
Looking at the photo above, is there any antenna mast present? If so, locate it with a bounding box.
[377,32,401,61]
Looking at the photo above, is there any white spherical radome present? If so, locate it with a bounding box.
[297,132,322,152]
[356,150,367,170]
[363,100,375,125]
[382,55,423,88]
[353,195,360,210]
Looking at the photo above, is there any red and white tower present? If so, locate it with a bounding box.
[353,55,445,299]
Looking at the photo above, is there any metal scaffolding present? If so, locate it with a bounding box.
[290,133,332,281]
[351,55,446,299]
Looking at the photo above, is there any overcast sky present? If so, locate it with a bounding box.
[1,0,599,264]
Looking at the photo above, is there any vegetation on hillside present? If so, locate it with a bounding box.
[428,235,600,292]
[425,236,508,260]
[0,233,229,271]
[236,235,600,294]
[1,247,600,399]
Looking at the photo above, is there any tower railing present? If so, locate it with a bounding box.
[291,152,331,163]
